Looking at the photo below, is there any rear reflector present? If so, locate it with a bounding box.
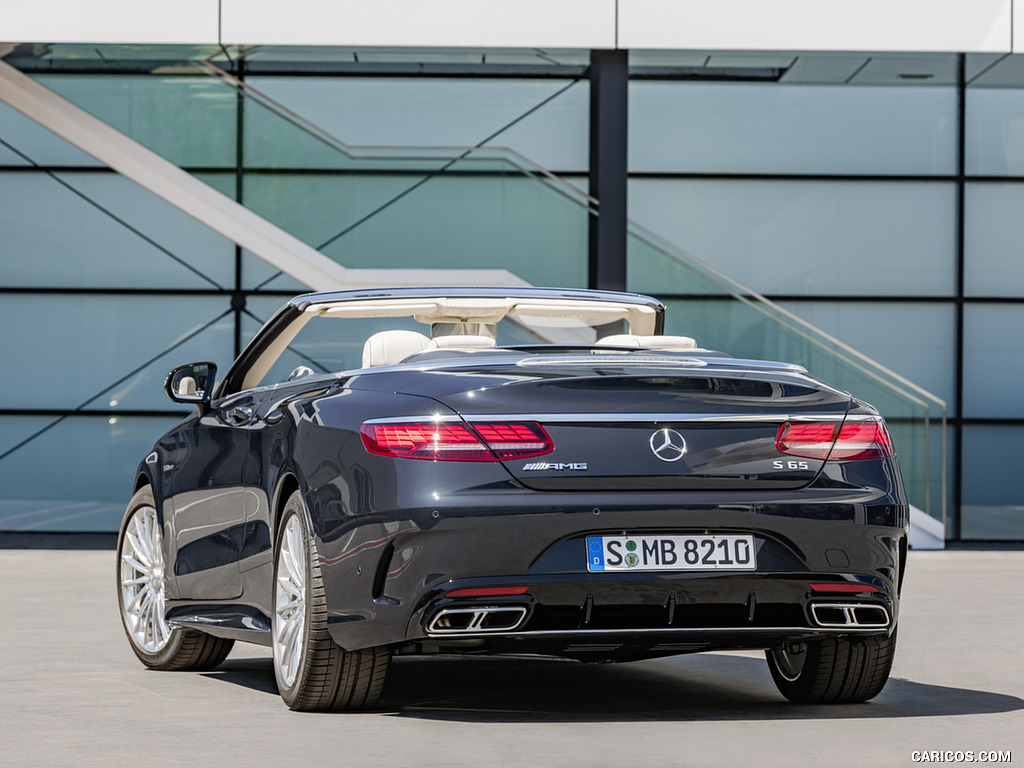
[776,418,894,461]
[809,582,880,593]
[446,585,531,598]
[361,421,553,462]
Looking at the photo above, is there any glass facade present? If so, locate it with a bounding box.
[961,426,1024,539]
[0,171,237,289]
[628,82,957,175]
[1,46,1023,539]
[245,76,589,172]
[242,171,589,288]
[627,178,957,297]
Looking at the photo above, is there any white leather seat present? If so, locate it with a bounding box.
[426,335,497,351]
[596,334,698,351]
[361,330,431,368]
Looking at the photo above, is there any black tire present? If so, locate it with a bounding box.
[116,486,234,671]
[272,491,390,711]
[766,629,897,703]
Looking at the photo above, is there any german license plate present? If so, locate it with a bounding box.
[586,535,756,572]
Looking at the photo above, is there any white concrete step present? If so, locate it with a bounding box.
[909,504,945,550]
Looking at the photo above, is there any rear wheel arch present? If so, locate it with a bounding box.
[271,489,390,710]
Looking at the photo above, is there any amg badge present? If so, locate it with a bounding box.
[521,462,588,471]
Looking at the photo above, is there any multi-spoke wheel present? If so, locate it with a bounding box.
[116,487,234,670]
[766,629,898,703]
[272,491,390,711]
[274,510,308,690]
[119,497,171,653]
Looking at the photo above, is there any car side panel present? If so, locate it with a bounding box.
[157,394,255,601]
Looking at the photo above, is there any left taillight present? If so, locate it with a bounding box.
[776,418,894,461]
[360,421,553,462]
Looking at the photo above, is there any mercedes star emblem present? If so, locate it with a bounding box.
[650,428,687,462]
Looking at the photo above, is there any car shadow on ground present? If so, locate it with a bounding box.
[201,658,278,695]
[202,653,1024,721]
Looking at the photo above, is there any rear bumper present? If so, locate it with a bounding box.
[312,489,906,655]
[400,570,895,659]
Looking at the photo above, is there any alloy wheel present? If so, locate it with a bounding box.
[119,505,171,653]
[274,514,307,689]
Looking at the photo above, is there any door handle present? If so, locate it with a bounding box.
[226,404,253,425]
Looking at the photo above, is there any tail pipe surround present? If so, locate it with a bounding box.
[810,602,890,628]
[427,605,528,634]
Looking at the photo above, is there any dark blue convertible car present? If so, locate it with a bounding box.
[116,287,907,710]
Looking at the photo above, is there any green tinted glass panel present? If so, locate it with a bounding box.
[962,426,1024,539]
[0,294,234,411]
[35,74,237,168]
[965,183,1024,297]
[0,414,180,532]
[0,171,235,289]
[0,100,101,166]
[963,304,1024,419]
[775,301,956,411]
[242,169,588,288]
[244,76,588,172]
[966,88,1024,176]
[630,82,956,175]
[628,179,956,297]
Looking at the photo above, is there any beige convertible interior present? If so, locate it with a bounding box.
[241,295,700,385]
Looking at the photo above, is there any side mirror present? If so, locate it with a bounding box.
[165,362,217,411]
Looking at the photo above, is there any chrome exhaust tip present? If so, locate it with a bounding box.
[811,602,890,628]
[427,605,528,634]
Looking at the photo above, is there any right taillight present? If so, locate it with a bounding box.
[776,418,893,461]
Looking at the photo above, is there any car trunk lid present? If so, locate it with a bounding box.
[437,362,852,491]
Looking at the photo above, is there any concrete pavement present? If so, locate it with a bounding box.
[1,549,1021,768]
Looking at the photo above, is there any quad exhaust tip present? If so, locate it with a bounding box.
[811,602,890,628]
[427,605,528,634]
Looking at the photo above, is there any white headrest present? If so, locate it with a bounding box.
[427,335,497,351]
[177,376,197,396]
[597,334,698,351]
[362,330,430,368]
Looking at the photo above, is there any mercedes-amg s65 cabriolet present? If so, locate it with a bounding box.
[117,287,906,710]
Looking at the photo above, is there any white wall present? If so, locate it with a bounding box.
[619,0,1012,53]
[0,0,1020,53]
[221,0,616,49]
[0,0,219,46]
